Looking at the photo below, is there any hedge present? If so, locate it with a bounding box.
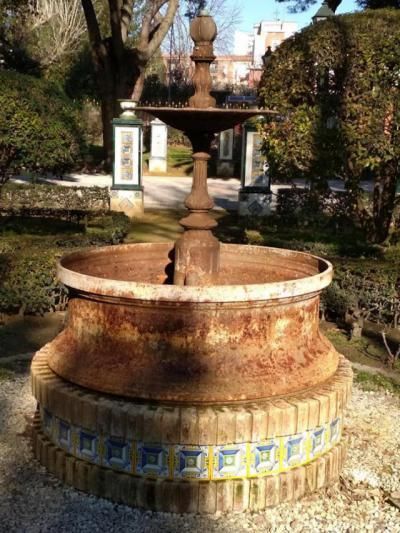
[0,182,110,212]
[242,212,399,328]
[258,9,400,243]
[0,211,130,316]
[322,257,400,329]
[0,70,86,181]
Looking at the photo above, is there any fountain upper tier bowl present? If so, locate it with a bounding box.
[47,242,339,404]
[136,106,275,134]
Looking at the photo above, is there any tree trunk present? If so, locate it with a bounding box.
[132,68,145,101]
[100,95,116,169]
[95,49,141,169]
[369,161,398,243]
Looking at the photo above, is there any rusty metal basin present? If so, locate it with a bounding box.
[135,107,275,135]
[47,242,338,404]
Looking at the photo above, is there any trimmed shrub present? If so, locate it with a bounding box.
[259,9,400,243]
[276,187,361,229]
[0,250,67,315]
[241,213,399,327]
[322,259,400,328]
[0,71,86,182]
[0,182,110,213]
[0,211,130,315]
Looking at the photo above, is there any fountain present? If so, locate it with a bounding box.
[31,11,352,513]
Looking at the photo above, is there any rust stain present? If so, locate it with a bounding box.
[48,243,339,404]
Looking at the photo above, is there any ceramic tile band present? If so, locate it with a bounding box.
[39,406,342,481]
[32,410,347,513]
[31,348,353,446]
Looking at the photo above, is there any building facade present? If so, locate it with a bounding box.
[162,19,297,92]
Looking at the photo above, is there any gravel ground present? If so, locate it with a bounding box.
[0,372,399,533]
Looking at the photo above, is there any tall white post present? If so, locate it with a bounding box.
[216,128,235,177]
[149,118,168,173]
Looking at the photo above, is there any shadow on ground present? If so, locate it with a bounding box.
[0,313,65,358]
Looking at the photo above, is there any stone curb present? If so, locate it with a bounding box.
[31,350,353,446]
[32,411,347,514]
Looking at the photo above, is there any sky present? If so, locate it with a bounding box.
[233,0,360,31]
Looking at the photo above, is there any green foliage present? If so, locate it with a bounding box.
[258,10,400,243]
[0,211,131,315]
[168,129,191,148]
[236,209,399,327]
[0,0,40,74]
[275,188,354,227]
[0,71,86,180]
[324,258,400,326]
[0,250,67,315]
[64,45,100,102]
[1,182,110,212]
[354,369,400,395]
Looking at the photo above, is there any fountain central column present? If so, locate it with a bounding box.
[173,10,220,286]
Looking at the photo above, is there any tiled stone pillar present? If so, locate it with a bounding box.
[110,188,144,217]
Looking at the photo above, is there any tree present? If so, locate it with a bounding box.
[163,0,241,92]
[25,0,89,72]
[358,0,400,6]
[276,0,400,14]
[258,9,400,244]
[184,0,207,18]
[81,0,179,166]
[0,0,40,74]
[276,0,342,13]
[0,70,85,186]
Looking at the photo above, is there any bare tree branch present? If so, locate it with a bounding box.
[120,0,133,43]
[27,0,88,68]
[164,0,242,59]
[382,331,400,369]
[141,0,179,60]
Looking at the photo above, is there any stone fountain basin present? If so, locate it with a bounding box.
[47,242,339,404]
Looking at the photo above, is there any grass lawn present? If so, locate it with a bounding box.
[322,324,400,390]
[125,209,184,243]
[0,313,64,359]
[143,145,193,177]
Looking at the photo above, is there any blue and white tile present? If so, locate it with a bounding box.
[309,426,327,459]
[213,444,247,479]
[57,419,72,452]
[283,432,307,468]
[249,439,280,476]
[174,446,209,479]
[75,429,99,464]
[136,443,169,477]
[330,418,341,445]
[104,438,131,471]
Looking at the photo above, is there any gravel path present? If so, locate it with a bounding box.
[0,372,399,533]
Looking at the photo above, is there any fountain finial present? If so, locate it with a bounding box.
[188,12,217,109]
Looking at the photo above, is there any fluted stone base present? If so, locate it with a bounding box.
[31,348,352,513]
